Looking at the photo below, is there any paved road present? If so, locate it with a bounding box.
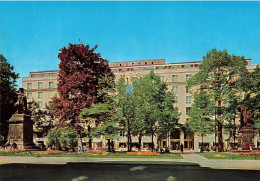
[1,153,260,170]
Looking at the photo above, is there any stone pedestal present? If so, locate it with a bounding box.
[8,114,36,150]
[237,126,255,149]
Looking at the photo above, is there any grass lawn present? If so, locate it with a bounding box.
[0,151,183,159]
[198,152,260,160]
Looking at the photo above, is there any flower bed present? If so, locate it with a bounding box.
[238,151,260,155]
[47,150,62,154]
[127,152,160,156]
[85,150,108,155]
[7,149,25,153]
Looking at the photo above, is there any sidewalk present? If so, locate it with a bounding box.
[181,153,260,170]
[1,153,260,170]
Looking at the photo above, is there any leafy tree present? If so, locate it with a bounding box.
[222,88,242,146]
[47,128,78,151]
[59,128,78,151]
[114,71,180,151]
[27,100,57,138]
[53,43,113,126]
[114,77,136,152]
[0,54,19,142]
[157,92,180,148]
[80,74,117,151]
[132,71,180,151]
[47,128,62,150]
[188,49,248,151]
[80,103,112,149]
[186,92,215,149]
[243,65,260,132]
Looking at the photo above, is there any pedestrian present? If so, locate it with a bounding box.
[180,143,184,153]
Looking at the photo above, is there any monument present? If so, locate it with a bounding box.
[237,103,255,150]
[7,88,36,150]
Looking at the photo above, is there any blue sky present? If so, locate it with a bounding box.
[1,1,260,87]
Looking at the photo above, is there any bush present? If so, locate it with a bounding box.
[59,129,78,151]
[47,128,62,150]
[47,128,78,151]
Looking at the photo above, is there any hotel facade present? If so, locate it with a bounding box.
[22,59,258,151]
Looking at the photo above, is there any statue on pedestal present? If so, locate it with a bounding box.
[7,88,36,150]
[14,88,28,114]
[240,103,252,127]
[238,103,255,149]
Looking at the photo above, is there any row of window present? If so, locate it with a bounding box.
[172,86,191,94]
[160,74,192,82]
[36,101,53,108]
[27,82,54,90]
[27,92,43,99]
[174,96,192,104]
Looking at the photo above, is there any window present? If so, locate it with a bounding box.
[27,83,32,90]
[172,75,178,82]
[38,101,43,108]
[172,86,178,93]
[160,76,164,82]
[49,82,54,89]
[186,107,191,115]
[186,75,192,81]
[38,92,43,98]
[186,96,192,104]
[186,86,191,93]
[151,62,154,64]
[27,92,32,99]
[38,82,43,89]
[174,96,178,103]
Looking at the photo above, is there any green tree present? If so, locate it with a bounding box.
[80,75,117,151]
[186,92,215,149]
[47,128,62,150]
[0,54,19,143]
[47,128,78,151]
[188,49,248,151]
[158,92,180,148]
[27,100,57,138]
[243,65,260,132]
[114,77,136,152]
[132,71,180,151]
[59,128,78,151]
[80,103,112,149]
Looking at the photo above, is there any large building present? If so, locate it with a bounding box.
[22,59,258,151]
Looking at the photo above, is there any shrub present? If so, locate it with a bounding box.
[47,128,62,150]
[47,128,78,151]
[59,129,78,151]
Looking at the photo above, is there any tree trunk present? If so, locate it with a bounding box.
[201,134,204,152]
[111,140,115,153]
[167,131,170,148]
[151,131,154,152]
[127,119,132,152]
[138,135,142,151]
[233,117,236,148]
[88,125,92,149]
[218,120,223,152]
[107,139,111,152]
[216,68,223,152]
